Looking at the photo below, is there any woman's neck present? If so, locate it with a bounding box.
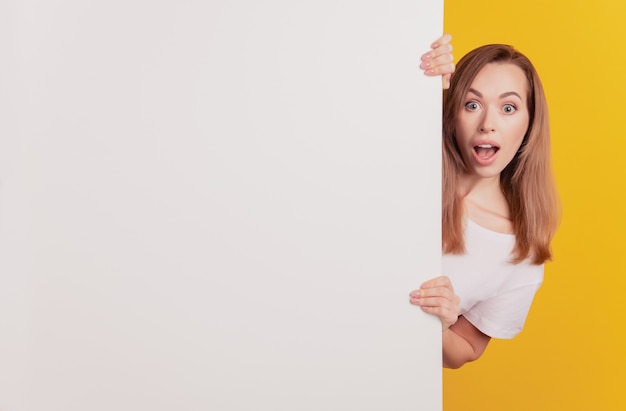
[458,173,500,198]
[459,173,514,234]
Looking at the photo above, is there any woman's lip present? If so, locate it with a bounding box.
[472,145,499,166]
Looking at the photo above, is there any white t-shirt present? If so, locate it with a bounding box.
[442,219,543,339]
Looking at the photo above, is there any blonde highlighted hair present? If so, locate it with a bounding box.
[442,44,559,264]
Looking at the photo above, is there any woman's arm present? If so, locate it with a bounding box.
[443,316,491,368]
[410,276,491,368]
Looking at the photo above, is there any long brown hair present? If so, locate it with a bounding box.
[442,44,559,264]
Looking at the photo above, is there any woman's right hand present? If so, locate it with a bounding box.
[409,275,461,330]
[420,33,455,89]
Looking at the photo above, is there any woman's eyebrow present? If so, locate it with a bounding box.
[468,88,482,97]
[499,91,523,100]
[467,88,522,100]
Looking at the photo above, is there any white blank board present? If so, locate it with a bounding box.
[0,1,443,410]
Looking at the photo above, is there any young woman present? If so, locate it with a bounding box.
[410,35,559,369]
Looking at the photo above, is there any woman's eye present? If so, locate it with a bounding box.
[464,101,480,111]
[503,104,517,114]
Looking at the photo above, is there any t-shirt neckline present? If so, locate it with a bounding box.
[466,218,515,238]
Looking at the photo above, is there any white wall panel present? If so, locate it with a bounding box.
[0,1,443,410]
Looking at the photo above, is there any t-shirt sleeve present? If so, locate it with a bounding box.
[462,275,543,340]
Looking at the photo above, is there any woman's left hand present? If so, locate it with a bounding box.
[420,33,455,89]
[410,275,460,330]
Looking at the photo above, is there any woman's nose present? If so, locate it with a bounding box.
[479,109,496,133]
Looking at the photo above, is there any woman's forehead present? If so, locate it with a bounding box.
[467,63,529,98]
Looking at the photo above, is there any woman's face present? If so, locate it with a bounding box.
[455,62,530,179]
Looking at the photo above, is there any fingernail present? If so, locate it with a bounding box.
[425,69,435,75]
[422,53,431,60]
[420,61,431,69]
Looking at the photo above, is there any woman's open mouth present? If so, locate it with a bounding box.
[474,144,499,158]
[473,144,500,165]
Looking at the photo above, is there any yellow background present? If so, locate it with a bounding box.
[443,0,626,410]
